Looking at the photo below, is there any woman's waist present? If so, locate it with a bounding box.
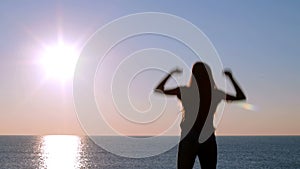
[180,130,215,143]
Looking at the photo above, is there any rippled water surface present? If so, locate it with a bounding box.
[0,136,299,169]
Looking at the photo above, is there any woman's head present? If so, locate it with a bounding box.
[190,62,216,89]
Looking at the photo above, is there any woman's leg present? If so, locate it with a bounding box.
[177,138,198,169]
[197,134,217,169]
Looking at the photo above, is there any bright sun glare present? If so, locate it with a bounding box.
[40,42,79,82]
[41,135,82,169]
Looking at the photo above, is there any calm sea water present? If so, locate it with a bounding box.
[0,136,299,169]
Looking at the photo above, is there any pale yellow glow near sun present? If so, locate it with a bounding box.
[40,42,78,82]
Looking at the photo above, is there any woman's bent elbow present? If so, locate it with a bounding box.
[154,89,163,94]
[239,95,246,100]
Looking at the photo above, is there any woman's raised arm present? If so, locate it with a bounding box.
[154,68,182,96]
[223,70,246,101]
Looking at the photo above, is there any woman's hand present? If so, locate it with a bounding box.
[223,69,233,78]
[170,68,183,75]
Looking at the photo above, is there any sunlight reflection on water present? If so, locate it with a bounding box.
[40,135,84,169]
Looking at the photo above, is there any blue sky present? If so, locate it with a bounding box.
[0,0,299,135]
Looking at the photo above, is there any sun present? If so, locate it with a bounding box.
[40,42,79,82]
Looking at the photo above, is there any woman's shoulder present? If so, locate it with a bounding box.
[214,88,224,94]
[178,86,187,90]
[213,89,226,100]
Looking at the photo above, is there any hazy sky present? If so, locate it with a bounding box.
[0,0,299,135]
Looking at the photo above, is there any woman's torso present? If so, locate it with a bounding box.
[179,86,223,141]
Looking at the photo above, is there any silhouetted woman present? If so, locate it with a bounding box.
[155,62,246,169]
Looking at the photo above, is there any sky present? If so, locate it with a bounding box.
[0,0,299,135]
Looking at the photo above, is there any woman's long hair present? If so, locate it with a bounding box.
[184,62,216,133]
[189,62,216,89]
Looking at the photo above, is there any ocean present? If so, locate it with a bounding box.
[0,136,299,169]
